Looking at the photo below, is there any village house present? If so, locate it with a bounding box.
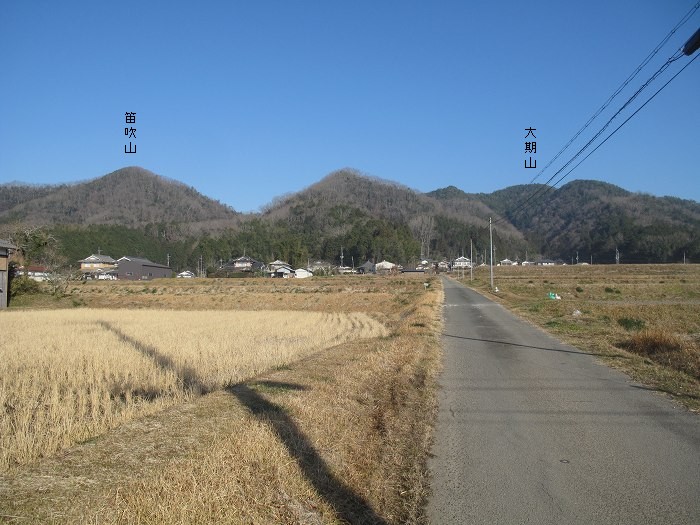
[453,256,472,269]
[499,258,517,266]
[267,260,293,278]
[116,256,172,280]
[294,268,313,279]
[222,255,264,273]
[375,260,397,274]
[437,260,450,272]
[18,265,50,281]
[308,260,333,275]
[78,253,118,280]
[0,239,16,309]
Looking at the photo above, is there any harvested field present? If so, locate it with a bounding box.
[0,275,443,524]
[0,309,387,472]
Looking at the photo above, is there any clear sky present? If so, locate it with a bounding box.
[1,1,698,212]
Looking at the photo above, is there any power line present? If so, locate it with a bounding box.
[548,52,699,190]
[494,37,698,226]
[529,0,700,186]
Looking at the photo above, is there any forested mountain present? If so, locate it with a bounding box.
[0,167,240,233]
[1,166,697,271]
[260,169,525,266]
[437,180,700,264]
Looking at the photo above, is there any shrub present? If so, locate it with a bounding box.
[622,329,699,380]
[575,286,584,293]
[617,317,645,331]
[9,275,42,297]
[626,329,682,356]
[604,287,615,293]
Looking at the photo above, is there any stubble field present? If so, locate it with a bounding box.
[0,309,387,472]
[0,275,443,524]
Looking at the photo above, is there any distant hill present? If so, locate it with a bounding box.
[1,166,697,267]
[429,180,700,263]
[261,168,525,262]
[0,166,240,232]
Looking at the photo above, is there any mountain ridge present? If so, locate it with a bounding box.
[1,166,698,265]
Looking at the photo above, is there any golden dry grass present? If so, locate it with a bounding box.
[0,309,387,472]
[1,275,444,524]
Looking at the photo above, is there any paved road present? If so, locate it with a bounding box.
[428,277,700,524]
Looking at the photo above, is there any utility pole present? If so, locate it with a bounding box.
[489,217,494,289]
[340,246,344,268]
[167,253,171,268]
[470,238,473,282]
[615,247,620,265]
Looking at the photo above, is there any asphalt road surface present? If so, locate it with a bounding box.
[428,277,700,524]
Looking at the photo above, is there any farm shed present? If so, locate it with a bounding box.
[0,239,17,309]
[358,260,375,274]
[116,256,172,280]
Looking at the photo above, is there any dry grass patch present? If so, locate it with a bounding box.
[0,275,442,524]
[460,264,700,410]
[0,309,387,472]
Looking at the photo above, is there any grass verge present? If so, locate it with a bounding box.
[459,264,700,412]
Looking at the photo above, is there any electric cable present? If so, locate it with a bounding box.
[529,0,700,185]
[494,45,696,226]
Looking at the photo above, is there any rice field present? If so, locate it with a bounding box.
[0,309,388,471]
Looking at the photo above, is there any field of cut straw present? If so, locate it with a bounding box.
[0,309,387,471]
[1,275,443,524]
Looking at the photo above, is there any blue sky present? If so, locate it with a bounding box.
[1,1,698,212]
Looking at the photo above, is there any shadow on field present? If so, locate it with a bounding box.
[228,382,389,525]
[96,320,205,393]
[442,332,606,357]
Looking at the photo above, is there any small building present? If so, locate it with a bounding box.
[358,260,375,274]
[499,258,517,266]
[79,253,117,279]
[222,255,264,273]
[308,260,333,275]
[375,260,397,274]
[116,256,172,280]
[0,239,17,309]
[536,259,557,266]
[177,270,196,278]
[267,260,293,278]
[294,268,313,279]
[453,256,472,269]
[19,265,49,281]
[78,253,117,272]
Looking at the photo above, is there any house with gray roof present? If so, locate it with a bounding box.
[78,253,117,279]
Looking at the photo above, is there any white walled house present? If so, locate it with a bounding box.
[294,268,313,279]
